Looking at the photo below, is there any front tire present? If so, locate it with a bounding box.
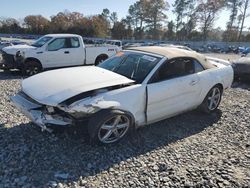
[88,110,133,144]
[200,85,222,113]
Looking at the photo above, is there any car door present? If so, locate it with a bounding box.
[43,38,72,68]
[146,57,203,123]
[67,37,85,66]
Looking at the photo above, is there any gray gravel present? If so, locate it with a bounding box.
[0,70,250,188]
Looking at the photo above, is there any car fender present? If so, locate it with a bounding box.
[69,97,122,114]
[59,84,146,125]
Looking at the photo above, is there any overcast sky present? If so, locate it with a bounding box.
[1,0,250,31]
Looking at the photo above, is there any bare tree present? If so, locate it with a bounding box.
[196,0,224,41]
[238,0,250,41]
[24,15,49,34]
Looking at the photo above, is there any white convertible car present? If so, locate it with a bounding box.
[11,47,234,144]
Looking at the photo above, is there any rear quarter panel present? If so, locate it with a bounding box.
[197,62,233,104]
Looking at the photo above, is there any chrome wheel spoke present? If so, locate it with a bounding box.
[213,101,218,106]
[212,88,216,97]
[102,130,113,141]
[101,124,113,130]
[214,93,220,99]
[112,115,121,126]
[209,100,214,109]
[112,129,120,137]
[116,123,128,129]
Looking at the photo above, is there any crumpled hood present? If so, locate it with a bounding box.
[22,66,134,106]
[2,44,36,55]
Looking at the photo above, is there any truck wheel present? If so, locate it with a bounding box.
[88,110,134,144]
[95,55,108,66]
[199,85,222,113]
[22,61,42,76]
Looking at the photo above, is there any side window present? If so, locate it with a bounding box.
[156,58,195,82]
[194,60,204,73]
[48,38,66,51]
[70,37,80,48]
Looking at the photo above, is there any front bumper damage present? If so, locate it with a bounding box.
[0,51,24,70]
[11,93,73,132]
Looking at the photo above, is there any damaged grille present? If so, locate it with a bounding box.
[2,51,15,66]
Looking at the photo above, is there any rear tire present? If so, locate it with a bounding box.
[95,55,108,66]
[22,61,42,76]
[88,110,134,144]
[200,85,222,113]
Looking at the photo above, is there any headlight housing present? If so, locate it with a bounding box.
[46,106,55,114]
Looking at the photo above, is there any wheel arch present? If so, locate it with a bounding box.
[91,108,136,126]
[214,83,224,93]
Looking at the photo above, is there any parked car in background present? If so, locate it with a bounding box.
[0,42,13,50]
[242,47,250,56]
[0,34,120,75]
[106,40,122,48]
[11,46,233,144]
[232,53,250,82]
[10,40,29,46]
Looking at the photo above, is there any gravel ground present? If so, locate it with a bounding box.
[0,69,250,187]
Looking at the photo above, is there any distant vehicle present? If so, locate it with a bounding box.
[123,43,143,49]
[242,47,250,55]
[0,34,120,75]
[238,46,246,54]
[193,46,206,53]
[232,53,250,81]
[11,46,233,144]
[0,42,13,50]
[10,40,28,45]
[207,44,221,53]
[106,40,122,47]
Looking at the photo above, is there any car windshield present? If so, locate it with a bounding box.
[31,36,52,47]
[98,51,161,83]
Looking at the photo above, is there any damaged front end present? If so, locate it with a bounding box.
[11,92,73,132]
[57,85,131,116]
[11,83,134,132]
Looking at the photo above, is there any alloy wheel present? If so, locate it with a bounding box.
[98,115,130,144]
[207,87,221,111]
[26,66,39,76]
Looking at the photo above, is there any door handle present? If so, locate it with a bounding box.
[190,80,198,86]
[64,51,70,54]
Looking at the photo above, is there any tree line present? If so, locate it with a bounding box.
[0,0,250,42]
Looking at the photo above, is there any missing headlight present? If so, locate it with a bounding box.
[46,106,55,113]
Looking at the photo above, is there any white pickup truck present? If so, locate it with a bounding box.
[0,34,120,75]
